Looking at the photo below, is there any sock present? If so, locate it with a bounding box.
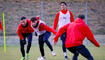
[64,52,67,56]
[42,56,45,59]
[51,51,54,53]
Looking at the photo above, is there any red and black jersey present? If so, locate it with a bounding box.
[17,19,34,40]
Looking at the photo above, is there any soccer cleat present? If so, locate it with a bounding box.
[64,56,68,60]
[37,57,45,60]
[20,57,25,60]
[51,51,56,56]
[26,53,29,59]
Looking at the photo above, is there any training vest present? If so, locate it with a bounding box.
[58,11,71,29]
[34,20,46,36]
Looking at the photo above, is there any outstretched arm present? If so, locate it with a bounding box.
[54,23,69,45]
[40,23,57,35]
[85,25,100,47]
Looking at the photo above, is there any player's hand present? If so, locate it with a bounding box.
[53,40,57,46]
[53,37,58,46]
[22,39,26,45]
[96,44,100,47]
[35,32,37,36]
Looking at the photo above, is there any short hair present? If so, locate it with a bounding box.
[21,16,26,20]
[60,2,67,6]
[31,17,37,22]
[78,14,85,19]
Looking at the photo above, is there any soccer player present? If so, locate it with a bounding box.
[54,14,100,60]
[31,17,56,60]
[0,21,3,32]
[53,2,74,59]
[17,16,34,60]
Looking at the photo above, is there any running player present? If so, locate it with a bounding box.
[54,14,100,60]
[31,17,56,60]
[17,16,34,60]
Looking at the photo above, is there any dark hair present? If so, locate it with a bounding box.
[78,14,85,19]
[21,16,26,20]
[60,2,67,6]
[31,17,37,22]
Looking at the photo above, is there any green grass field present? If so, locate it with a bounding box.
[0,46,105,60]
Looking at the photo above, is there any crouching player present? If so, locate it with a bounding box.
[31,17,56,60]
[17,17,34,60]
[54,15,100,60]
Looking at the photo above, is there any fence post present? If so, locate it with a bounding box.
[85,2,88,46]
[41,1,44,20]
[85,2,88,25]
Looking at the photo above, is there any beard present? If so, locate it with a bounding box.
[22,22,28,28]
[33,22,38,28]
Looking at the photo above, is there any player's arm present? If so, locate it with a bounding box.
[54,23,69,45]
[69,11,75,22]
[17,26,24,40]
[85,25,100,47]
[40,23,57,35]
[0,21,3,32]
[53,12,60,30]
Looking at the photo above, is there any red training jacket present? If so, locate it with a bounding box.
[17,19,34,40]
[54,18,100,48]
[53,9,74,30]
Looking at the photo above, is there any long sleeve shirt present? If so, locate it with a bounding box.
[54,18,100,48]
[17,20,34,40]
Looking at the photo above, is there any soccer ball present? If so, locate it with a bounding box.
[37,57,45,60]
